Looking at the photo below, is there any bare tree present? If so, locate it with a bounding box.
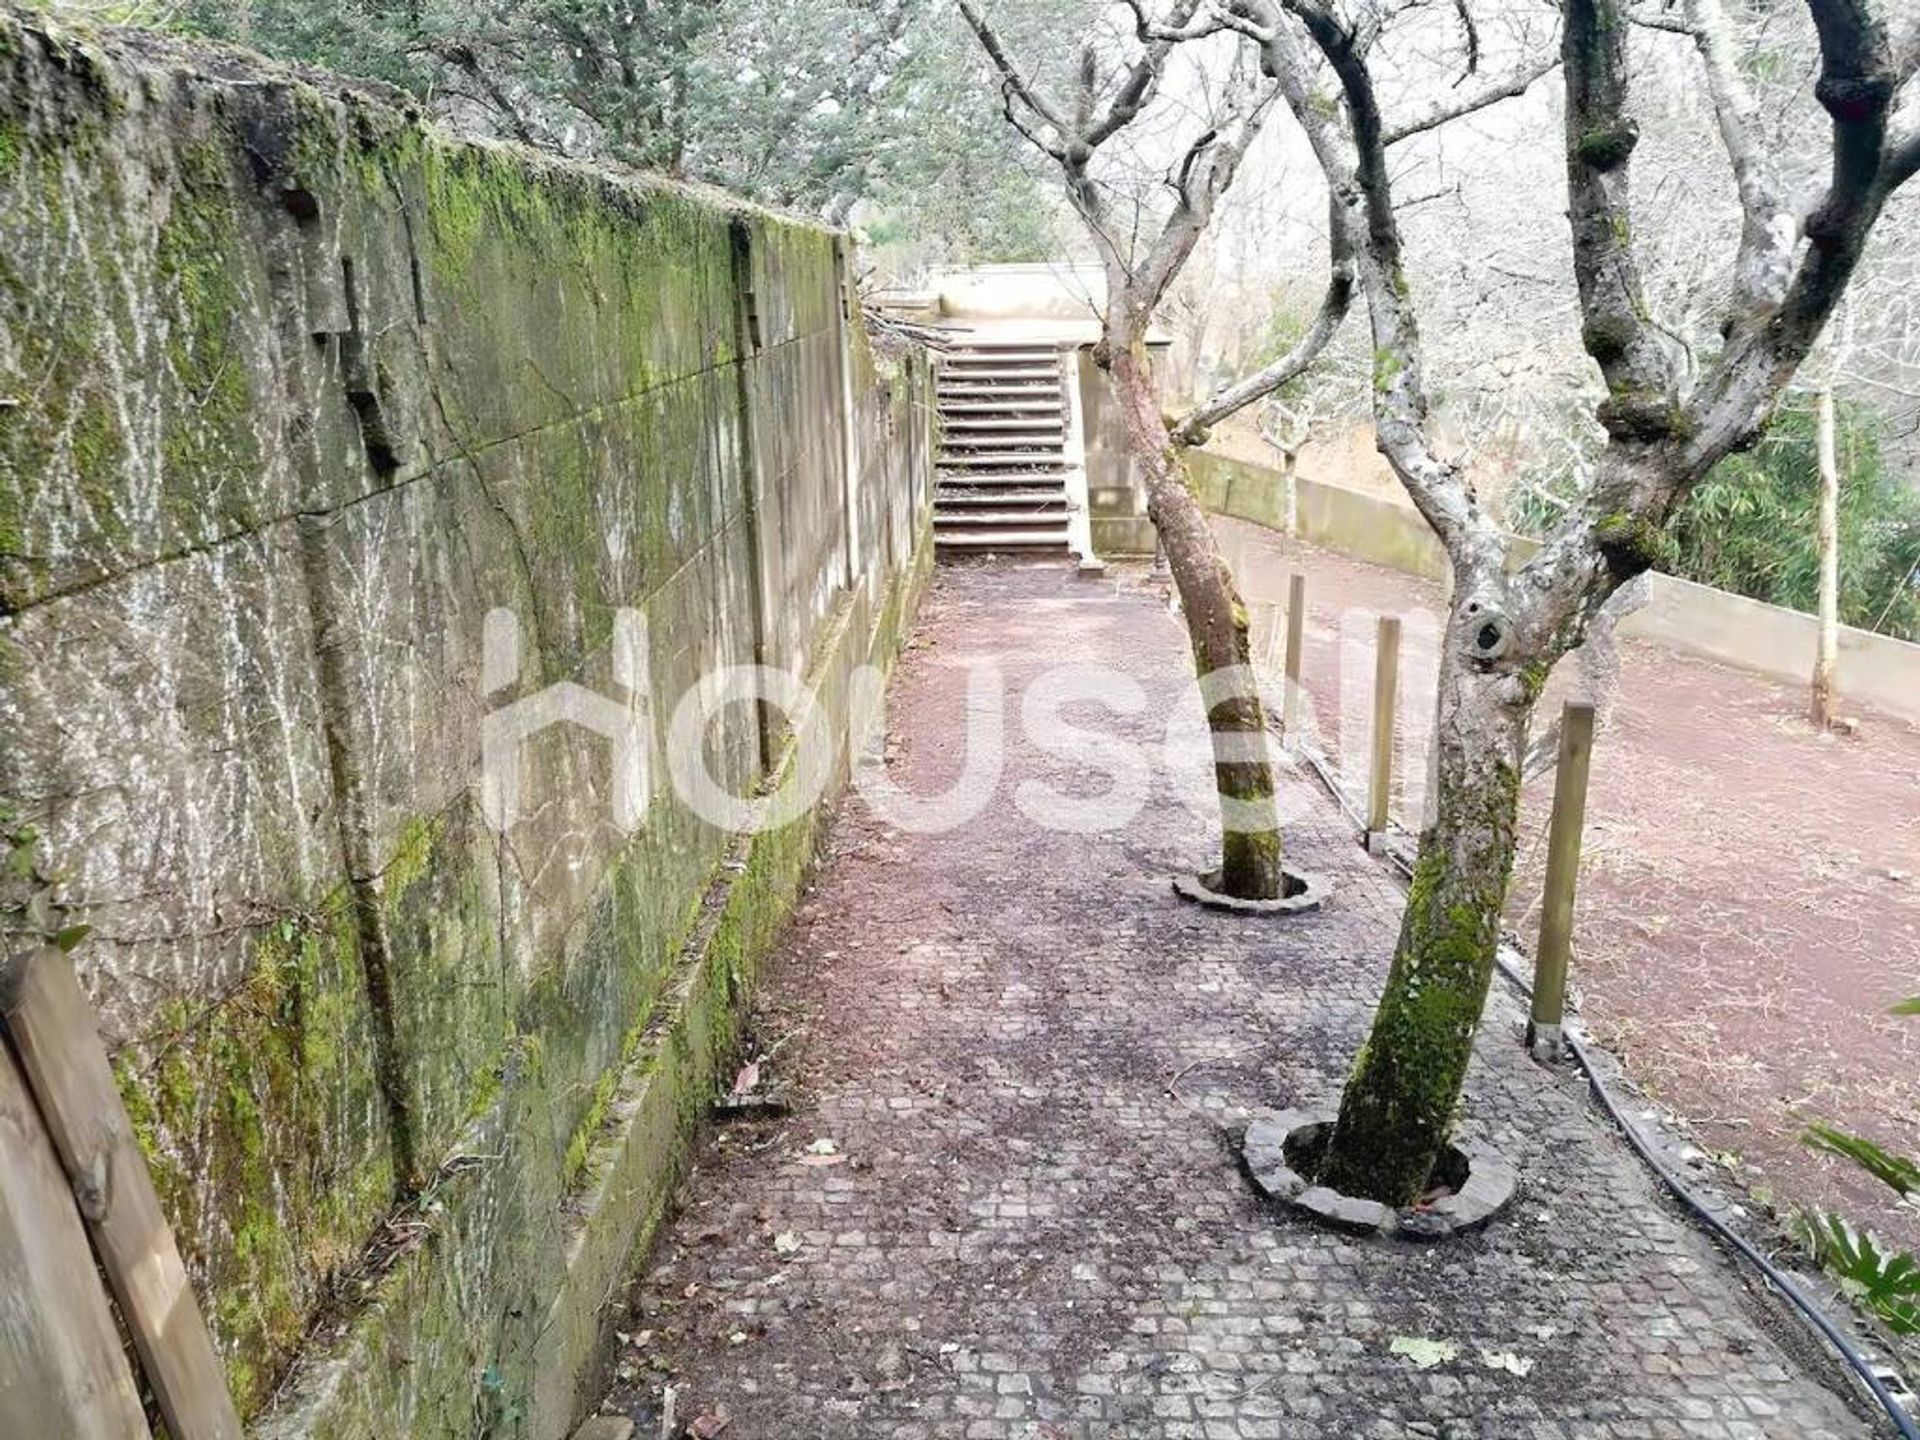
[960,0,1554,900]
[960,0,1307,899]
[1222,0,1920,1203]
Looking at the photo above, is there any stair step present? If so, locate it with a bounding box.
[938,399,1065,414]
[941,416,1066,432]
[932,507,1070,526]
[938,367,1060,382]
[935,529,1072,548]
[938,375,1061,389]
[936,490,1068,507]
[944,348,1059,361]
[938,455,1068,470]
[941,435,1067,451]
[944,355,1060,368]
[935,469,1071,484]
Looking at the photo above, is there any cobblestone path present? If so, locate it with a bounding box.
[595,561,1871,1440]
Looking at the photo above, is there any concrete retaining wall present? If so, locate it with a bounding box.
[1187,450,1920,723]
[0,10,932,1435]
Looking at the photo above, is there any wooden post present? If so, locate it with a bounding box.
[1282,572,1306,742]
[0,1035,153,1438]
[1366,615,1400,849]
[2,948,244,1440]
[1528,701,1597,1063]
[1811,382,1840,728]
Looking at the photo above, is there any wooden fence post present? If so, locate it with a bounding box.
[1366,615,1401,850]
[1528,701,1597,1063]
[1282,572,1306,742]
[0,1033,152,1437]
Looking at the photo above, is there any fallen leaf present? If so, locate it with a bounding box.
[1479,1349,1534,1376]
[730,1060,761,1096]
[689,1405,731,1438]
[1389,1335,1458,1369]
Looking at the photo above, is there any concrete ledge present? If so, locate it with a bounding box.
[1242,1108,1516,1241]
[1171,868,1330,915]
[1188,448,1920,724]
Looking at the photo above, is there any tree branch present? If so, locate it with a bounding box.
[1382,51,1560,145]
[1562,0,1679,445]
[1678,0,1797,317]
[958,0,1070,142]
[1686,0,1912,467]
[1121,0,1243,42]
[1125,59,1279,325]
[1082,0,1204,149]
[1888,123,1920,189]
[1254,0,1488,555]
[1171,200,1355,443]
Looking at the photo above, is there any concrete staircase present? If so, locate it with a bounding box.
[933,339,1076,554]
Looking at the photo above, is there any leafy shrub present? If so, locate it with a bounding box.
[1511,394,1920,641]
[1801,998,1920,1336]
[1667,397,1920,640]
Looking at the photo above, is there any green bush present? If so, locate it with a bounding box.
[1511,395,1920,641]
[1667,396,1920,641]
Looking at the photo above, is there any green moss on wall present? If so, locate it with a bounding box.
[155,141,264,530]
[112,892,395,1413]
[7,13,930,1435]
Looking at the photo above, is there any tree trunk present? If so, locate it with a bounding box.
[1812,382,1840,728]
[1109,342,1286,900]
[1318,627,1531,1204]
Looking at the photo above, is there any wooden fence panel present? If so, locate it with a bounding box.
[0,1035,152,1437]
[3,947,244,1440]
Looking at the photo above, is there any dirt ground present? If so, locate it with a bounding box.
[1215,515,1920,1254]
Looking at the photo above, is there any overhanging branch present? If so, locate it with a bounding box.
[1382,51,1560,145]
[1171,199,1355,443]
[1562,0,1679,444]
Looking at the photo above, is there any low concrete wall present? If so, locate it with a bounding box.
[930,260,1108,319]
[1188,450,1920,723]
[0,10,932,1436]
[1626,570,1920,722]
[1080,347,1179,557]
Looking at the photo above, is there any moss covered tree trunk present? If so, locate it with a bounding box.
[1109,341,1285,901]
[1317,620,1532,1204]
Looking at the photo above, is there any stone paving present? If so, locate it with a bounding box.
[595,560,1875,1439]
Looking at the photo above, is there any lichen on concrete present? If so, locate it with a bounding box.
[0,6,937,1435]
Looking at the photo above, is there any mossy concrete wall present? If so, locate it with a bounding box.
[0,9,932,1434]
